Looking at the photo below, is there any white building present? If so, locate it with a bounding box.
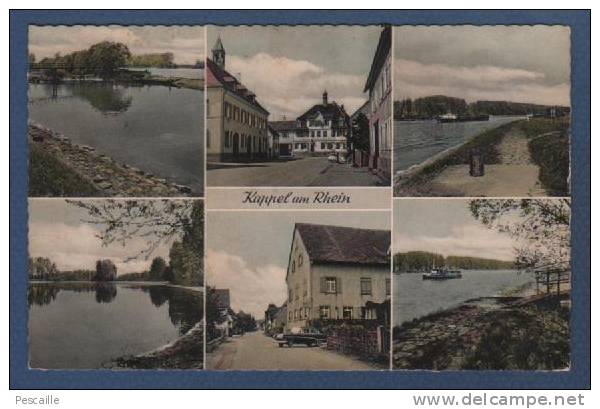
[285,223,391,331]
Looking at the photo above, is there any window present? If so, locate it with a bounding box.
[310,130,315,138]
[321,277,337,294]
[291,261,295,273]
[321,143,325,149]
[360,278,372,295]
[319,306,330,319]
[289,311,293,321]
[336,143,340,149]
[323,130,327,138]
[206,130,210,149]
[342,306,353,320]
[317,130,321,137]
[298,253,303,267]
[289,289,293,302]
[327,143,333,149]
[304,307,310,319]
[386,278,391,296]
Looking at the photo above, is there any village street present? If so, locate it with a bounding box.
[207,331,376,370]
[207,156,386,187]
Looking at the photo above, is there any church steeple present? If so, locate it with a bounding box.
[212,36,226,69]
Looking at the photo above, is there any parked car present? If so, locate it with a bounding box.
[276,328,326,348]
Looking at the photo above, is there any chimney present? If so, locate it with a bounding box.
[323,90,328,106]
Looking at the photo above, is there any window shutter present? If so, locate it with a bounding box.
[320,277,327,293]
[336,277,341,294]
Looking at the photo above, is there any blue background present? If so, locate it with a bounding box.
[10,10,590,389]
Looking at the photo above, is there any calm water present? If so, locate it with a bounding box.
[394,116,524,172]
[393,270,534,326]
[28,82,204,195]
[128,67,204,79]
[28,282,203,369]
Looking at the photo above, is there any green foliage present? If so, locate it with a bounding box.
[29,142,99,197]
[94,259,117,281]
[129,52,175,68]
[394,97,570,120]
[463,307,570,370]
[529,131,570,196]
[149,257,167,280]
[349,112,370,152]
[28,257,59,279]
[51,270,94,281]
[233,310,257,333]
[394,251,514,272]
[167,200,204,286]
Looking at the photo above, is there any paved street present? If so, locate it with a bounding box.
[207,331,377,370]
[207,156,387,187]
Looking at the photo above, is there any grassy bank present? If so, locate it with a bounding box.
[394,121,516,195]
[112,323,203,369]
[394,117,570,196]
[393,295,570,370]
[526,118,570,196]
[29,142,99,197]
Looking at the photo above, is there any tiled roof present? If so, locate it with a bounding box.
[297,101,350,126]
[295,223,390,266]
[206,58,269,115]
[269,120,298,132]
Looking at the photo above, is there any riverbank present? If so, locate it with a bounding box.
[30,70,203,91]
[28,124,193,197]
[393,291,570,370]
[394,117,569,197]
[111,322,204,369]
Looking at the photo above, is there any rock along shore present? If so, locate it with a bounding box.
[110,322,204,369]
[29,124,193,197]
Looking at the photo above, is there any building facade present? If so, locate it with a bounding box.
[206,38,270,162]
[363,25,392,180]
[285,223,391,331]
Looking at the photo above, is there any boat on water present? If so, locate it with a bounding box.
[436,113,490,123]
[422,268,463,280]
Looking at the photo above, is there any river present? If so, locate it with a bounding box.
[28,82,204,196]
[393,270,534,326]
[394,116,524,172]
[28,282,203,369]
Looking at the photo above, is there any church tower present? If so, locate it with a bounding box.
[212,36,226,70]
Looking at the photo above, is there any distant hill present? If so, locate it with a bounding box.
[394,96,570,120]
[393,251,515,272]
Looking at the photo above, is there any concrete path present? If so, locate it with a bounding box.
[207,157,384,187]
[207,331,377,370]
[427,129,546,197]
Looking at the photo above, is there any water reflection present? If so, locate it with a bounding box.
[28,282,202,335]
[71,84,133,114]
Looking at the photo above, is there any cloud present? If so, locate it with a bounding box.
[394,58,570,106]
[207,249,287,317]
[394,224,516,261]
[28,26,204,65]
[227,53,367,119]
[28,221,171,274]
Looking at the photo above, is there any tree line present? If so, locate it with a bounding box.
[28,41,203,79]
[393,251,515,272]
[394,95,570,120]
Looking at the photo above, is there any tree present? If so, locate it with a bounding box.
[87,41,131,78]
[469,199,570,270]
[28,53,36,65]
[149,256,167,280]
[28,257,58,279]
[93,259,117,281]
[349,112,370,154]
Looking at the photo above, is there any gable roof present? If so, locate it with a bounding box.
[364,25,391,93]
[269,120,298,132]
[295,223,390,266]
[206,58,269,115]
[297,101,350,126]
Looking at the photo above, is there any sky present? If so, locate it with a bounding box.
[28,199,178,275]
[207,211,390,318]
[394,25,571,106]
[393,199,517,262]
[28,25,205,65]
[207,25,383,120]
